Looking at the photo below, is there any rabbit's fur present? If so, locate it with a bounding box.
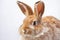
[17,1,60,40]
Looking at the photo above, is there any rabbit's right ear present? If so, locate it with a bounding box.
[34,1,45,18]
[17,1,33,16]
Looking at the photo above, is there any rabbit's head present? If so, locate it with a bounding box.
[17,1,45,37]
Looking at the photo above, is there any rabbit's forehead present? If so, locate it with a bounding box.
[25,15,37,22]
[28,15,36,19]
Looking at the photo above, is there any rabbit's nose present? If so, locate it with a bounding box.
[22,29,25,34]
[22,29,28,34]
[22,29,32,34]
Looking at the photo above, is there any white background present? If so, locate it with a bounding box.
[0,0,60,40]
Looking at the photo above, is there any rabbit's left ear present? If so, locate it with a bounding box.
[17,1,33,16]
[34,1,45,18]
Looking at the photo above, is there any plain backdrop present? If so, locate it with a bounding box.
[0,0,60,40]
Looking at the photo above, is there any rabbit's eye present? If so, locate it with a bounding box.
[32,21,37,26]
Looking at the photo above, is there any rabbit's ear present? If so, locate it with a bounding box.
[34,1,45,18]
[17,1,33,16]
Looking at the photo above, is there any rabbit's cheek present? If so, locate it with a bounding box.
[36,29,42,34]
[34,27,50,37]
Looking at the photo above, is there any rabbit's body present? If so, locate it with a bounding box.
[42,16,60,40]
[17,1,60,40]
[20,16,60,40]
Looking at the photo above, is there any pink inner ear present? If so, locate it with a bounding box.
[37,3,42,14]
[36,1,44,16]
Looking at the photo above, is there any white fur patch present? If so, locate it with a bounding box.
[29,25,34,29]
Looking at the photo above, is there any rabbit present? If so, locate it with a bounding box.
[17,1,60,40]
